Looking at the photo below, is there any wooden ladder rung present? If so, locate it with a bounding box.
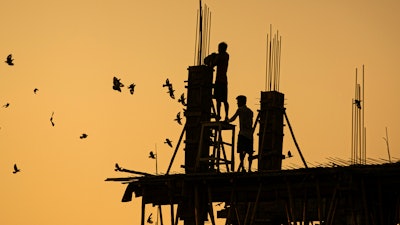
[199,157,231,163]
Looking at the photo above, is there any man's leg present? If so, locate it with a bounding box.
[248,151,253,172]
[223,101,229,121]
[216,101,221,121]
[237,151,246,172]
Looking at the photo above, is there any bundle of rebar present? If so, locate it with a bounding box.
[194,0,211,66]
[265,25,282,91]
[351,65,366,165]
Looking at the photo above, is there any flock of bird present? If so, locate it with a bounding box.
[3,55,20,174]
[1,55,14,108]
[111,78,184,166]
[2,54,91,174]
[2,54,185,177]
[112,76,136,94]
[112,76,186,127]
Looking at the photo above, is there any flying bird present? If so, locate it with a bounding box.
[149,151,156,159]
[128,83,136,95]
[163,78,172,88]
[3,103,10,108]
[50,112,55,127]
[113,76,124,92]
[80,133,88,139]
[33,88,39,94]
[115,163,122,171]
[178,93,186,106]
[354,99,362,109]
[13,164,20,174]
[174,112,182,125]
[167,85,175,99]
[147,213,153,224]
[5,54,14,66]
[164,138,173,148]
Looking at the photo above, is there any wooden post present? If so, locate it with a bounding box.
[361,179,369,225]
[284,111,308,168]
[141,195,146,225]
[286,180,295,223]
[166,125,186,174]
[207,186,216,225]
[159,205,164,225]
[249,183,263,225]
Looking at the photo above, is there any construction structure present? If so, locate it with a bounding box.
[106,3,400,225]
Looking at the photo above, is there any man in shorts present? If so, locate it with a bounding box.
[204,42,229,121]
[228,95,254,172]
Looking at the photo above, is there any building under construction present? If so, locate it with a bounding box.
[106,65,400,225]
[106,4,400,225]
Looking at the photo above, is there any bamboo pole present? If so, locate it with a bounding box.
[286,180,295,223]
[141,194,146,225]
[194,185,200,225]
[249,183,263,225]
[166,125,186,174]
[284,111,308,168]
[170,204,174,225]
[361,179,369,225]
[243,203,252,225]
[207,186,216,225]
[158,205,164,225]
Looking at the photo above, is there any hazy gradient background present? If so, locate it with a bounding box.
[1,1,400,225]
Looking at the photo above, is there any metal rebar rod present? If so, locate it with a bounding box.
[362,65,365,164]
[194,10,199,65]
[198,0,203,66]
[265,33,269,91]
[272,34,276,91]
[351,99,354,164]
[268,30,272,91]
[273,33,277,90]
[277,36,282,91]
[353,69,357,164]
[207,12,212,57]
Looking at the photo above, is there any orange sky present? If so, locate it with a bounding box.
[1,1,400,225]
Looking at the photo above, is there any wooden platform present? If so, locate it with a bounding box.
[107,162,400,225]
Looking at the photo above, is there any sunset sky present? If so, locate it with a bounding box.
[1,1,400,225]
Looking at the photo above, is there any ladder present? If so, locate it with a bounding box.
[195,121,236,172]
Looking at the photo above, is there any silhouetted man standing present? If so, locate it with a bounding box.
[204,42,229,121]
[228,95,254,172]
